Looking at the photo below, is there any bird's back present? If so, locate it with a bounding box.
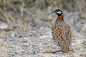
[52,21,71,42]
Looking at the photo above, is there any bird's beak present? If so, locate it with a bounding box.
[52,11,55,13]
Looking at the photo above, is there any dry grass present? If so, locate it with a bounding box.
[0,0,86,30]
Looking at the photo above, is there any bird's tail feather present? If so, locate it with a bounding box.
[59,41,69,53]
[61,44,69,53]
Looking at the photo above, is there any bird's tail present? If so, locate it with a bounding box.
[60,29,69,53]
[60,41,69,53]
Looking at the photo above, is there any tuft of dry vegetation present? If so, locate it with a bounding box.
[0,0,86,30]
[0,0,85,35]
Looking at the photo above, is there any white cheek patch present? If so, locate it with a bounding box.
[57,11,61,14]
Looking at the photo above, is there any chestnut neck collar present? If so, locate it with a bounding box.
[56,16,64,22]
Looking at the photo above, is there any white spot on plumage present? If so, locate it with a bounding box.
[63,29,65,39]
[57,11,61,14]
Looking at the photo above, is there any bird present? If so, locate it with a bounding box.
[52,9,72,53]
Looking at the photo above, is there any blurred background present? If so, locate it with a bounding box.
[0,0,86,57]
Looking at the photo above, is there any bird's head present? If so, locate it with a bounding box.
[52,9,63,16]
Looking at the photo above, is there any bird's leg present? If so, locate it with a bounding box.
[58,42,60,45]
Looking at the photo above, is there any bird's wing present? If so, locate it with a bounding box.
[52,21,65,42]
[64,24,72,42]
